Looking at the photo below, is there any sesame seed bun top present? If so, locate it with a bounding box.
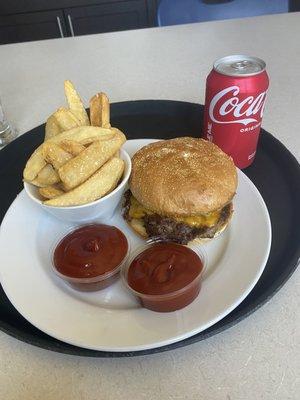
[129,137,237,216]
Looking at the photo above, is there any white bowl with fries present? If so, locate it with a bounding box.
[24,148,131,223]
[23,80,131,223]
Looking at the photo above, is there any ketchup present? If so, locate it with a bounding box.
[127,243,203,312]
[53,224,128,279]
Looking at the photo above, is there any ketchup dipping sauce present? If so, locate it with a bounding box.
[122,242,205,312]
[53,224,129,291]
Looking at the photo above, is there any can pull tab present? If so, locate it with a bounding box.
[231,60,252,70]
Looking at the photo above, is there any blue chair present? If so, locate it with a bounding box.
[157,0,289,27]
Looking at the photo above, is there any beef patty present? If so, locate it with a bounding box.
[123,190,232,245]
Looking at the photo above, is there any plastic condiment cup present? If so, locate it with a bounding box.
[51,224,129,292]
[121,241,207,312]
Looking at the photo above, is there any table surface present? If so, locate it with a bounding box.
[0,12,299,400]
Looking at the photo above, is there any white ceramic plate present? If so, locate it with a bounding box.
[0,139,271,352]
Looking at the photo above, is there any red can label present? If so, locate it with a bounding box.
[203,65,269,168]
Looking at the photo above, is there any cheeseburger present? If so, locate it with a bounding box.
[123,137,237,244]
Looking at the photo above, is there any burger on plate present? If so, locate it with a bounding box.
[123,137,237,244]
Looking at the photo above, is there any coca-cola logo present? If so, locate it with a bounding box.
[209,85,267,126]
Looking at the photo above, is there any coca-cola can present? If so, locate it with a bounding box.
[203,55,269,168]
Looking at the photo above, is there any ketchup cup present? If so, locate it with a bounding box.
[121,241,207,312]
[52,224,129,291]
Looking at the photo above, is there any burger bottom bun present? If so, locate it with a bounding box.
[128,218,148,238]
[191,216,230,245]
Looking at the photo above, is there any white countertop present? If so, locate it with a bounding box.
[0,12,299,400]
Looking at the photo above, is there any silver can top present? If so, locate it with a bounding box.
[214,55,266,77]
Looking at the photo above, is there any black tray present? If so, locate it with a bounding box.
[0,101,299,357]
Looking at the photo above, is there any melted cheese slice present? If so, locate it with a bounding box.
[128,195,220,228]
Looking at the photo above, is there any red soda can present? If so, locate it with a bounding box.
[203,55,269,168]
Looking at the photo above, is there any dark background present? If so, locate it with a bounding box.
[0,0,299,45]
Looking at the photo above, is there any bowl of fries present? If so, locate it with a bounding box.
[23,81,131,223]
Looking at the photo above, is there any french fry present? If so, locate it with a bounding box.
[43,142,73,170]
[23,127,116,181]
[45,115,62,140]
[60,140,85,156]
[110,128,126,145]
[39,185,64,199]
[52,107,81,131]
[45,157,124,206]
[23,148,47,181]
[58,132,126,190]
[30,164,60,187]
[47,126,115,146]
[89,92,111,128]
[23,75,128,207]
[64,80,90,126]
